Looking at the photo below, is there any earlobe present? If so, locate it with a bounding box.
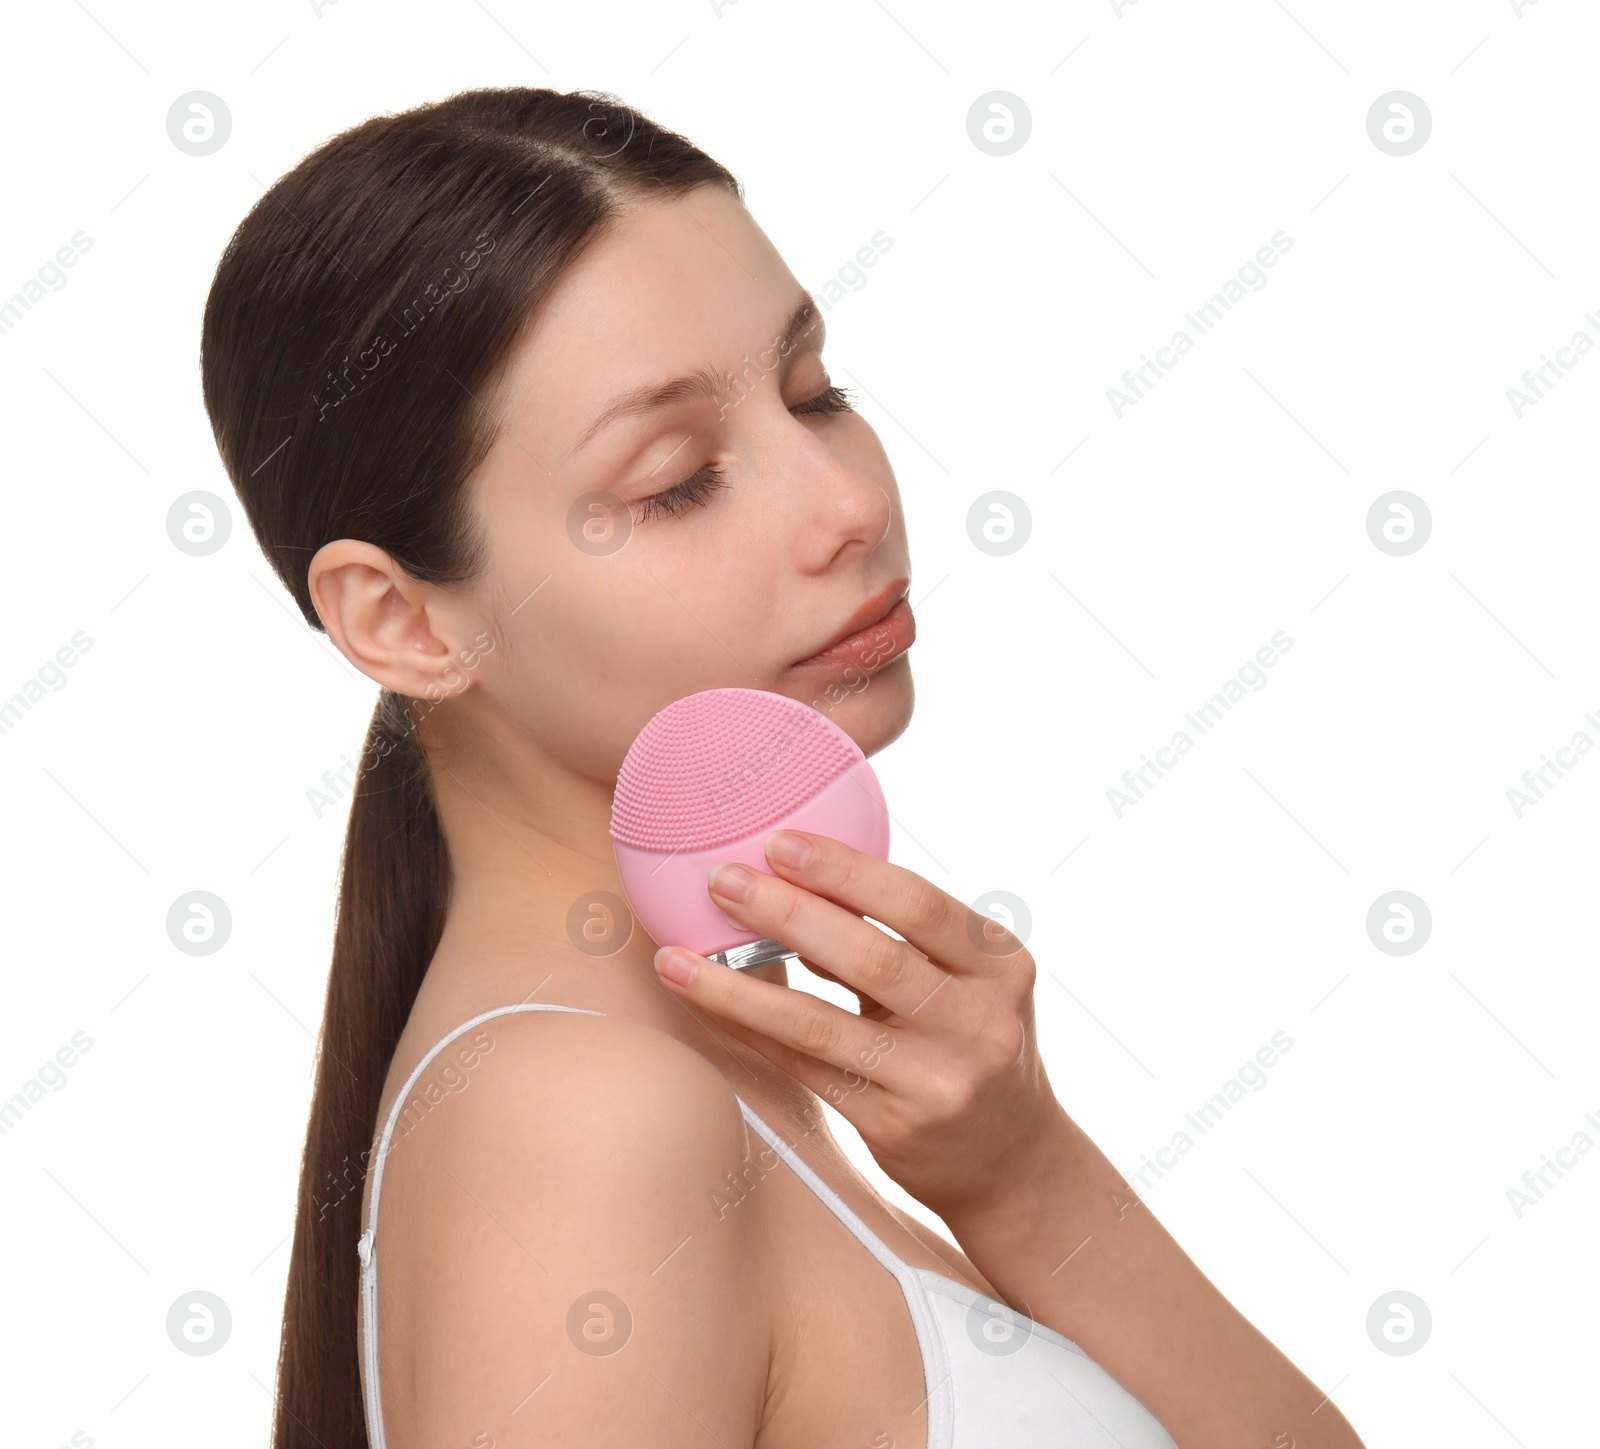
[306,538,467,698]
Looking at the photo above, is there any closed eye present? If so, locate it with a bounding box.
[629,383,858,523]
[630,463,729,523]
[793,382,856,416]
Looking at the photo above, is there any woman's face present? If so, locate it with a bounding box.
[456,183,916,780]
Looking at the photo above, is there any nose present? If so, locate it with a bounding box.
[780,425,894,573]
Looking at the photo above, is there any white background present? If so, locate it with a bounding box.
[2,1,1595,1445]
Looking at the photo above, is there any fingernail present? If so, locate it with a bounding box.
[765,830,813,869]
[654,946,696,989]
[708,862,755,902]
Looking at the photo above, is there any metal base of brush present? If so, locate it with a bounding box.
[708,937,801,972]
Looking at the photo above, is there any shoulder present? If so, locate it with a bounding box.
[380,1004,761,1234]
[372,1007,771,1445]
[398,1005,753,1180]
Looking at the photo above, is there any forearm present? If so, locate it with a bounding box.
[939,1104,1366,1449]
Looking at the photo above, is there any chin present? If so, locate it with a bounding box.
[785,654,914,757]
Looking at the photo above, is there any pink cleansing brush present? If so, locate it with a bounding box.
[610,688,891,970]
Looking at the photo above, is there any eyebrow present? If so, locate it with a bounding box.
[566,290,824,457]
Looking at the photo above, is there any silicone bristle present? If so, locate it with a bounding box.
[610,689,860,852]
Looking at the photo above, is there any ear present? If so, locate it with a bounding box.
[306,539,480,699]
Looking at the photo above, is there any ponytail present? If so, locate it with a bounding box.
[272,689,448,1447]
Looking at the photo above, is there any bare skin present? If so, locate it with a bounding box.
[311,184,1366,1449]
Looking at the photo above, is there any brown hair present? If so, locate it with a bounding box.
[198,86,741,1448]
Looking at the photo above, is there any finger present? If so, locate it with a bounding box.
[796,956,890,1020]
[761,829,1029,976]
[687,990,890,1118]
[652,945,903,1091]
[705,860,948,1019]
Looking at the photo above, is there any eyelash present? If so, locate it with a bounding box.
[630,384,857,523]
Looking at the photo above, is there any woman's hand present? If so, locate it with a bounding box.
[650,828,1071,1223]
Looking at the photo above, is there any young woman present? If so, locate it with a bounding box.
[201,86,1366,1449]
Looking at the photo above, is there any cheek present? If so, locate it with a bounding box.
[478,522,794,771]
[494,568,714,707]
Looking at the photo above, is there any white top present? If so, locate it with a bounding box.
[357,1003,1178,1449]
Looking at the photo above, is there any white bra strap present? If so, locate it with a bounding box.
[734,1099,953,1448]
[734,1098,917,1279]
[358,1002,605,1449]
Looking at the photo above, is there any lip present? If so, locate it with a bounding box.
[793,577,914,671]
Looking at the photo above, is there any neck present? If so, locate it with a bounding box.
[414,696,791,1047]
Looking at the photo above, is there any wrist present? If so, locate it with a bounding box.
[939,1102,1104,1240]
